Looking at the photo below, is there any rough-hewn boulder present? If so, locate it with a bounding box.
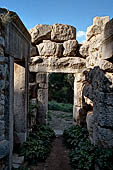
[51,24,76,42]
[79,43,89,58]
[37,40,63,57]
[86,25,101,41]
[29,24,52,44]
[63,40,78,56]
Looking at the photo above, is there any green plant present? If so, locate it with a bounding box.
[63,125,88,148]
[19,125,55,164]
[63,125,113,170]
[48,101,73,113]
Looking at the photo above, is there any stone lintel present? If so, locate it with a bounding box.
[30,56,86,73]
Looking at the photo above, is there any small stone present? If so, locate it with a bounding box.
[51,24,76,42]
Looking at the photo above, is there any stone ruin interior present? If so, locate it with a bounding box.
[0,8,113,169]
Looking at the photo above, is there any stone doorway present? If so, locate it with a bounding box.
[47,73,74,135]
[14,61,28,150]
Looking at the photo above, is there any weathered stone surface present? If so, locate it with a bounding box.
[99,59,113,72]
[29,83,37,99]
[0,46,4,55]
[36,73,48,83]
[30,56,43,65]
[93,16,109,30]
[30,45,38,57]
[29,98,37,127]
[63,40,78,56]
[29,24,52,44]
[86,25,101,41]
[103,18,113,39]
[51,24,76,42]
[0,36,5,47]
[37,88,48,124]
[93,124,113,148]
[102,35,113,60]
[86,111,94,143]
[37,41,63,57]
[0,120,5,136]
[0,140,9,159]
[79,43,89,58]
[30,57,86,73]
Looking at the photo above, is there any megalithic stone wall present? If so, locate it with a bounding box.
[29,23,87,126]
[29,17,113,149]
[0,17,10,170]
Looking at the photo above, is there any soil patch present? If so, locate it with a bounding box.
[28,136,71,170]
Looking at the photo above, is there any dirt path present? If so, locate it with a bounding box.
[29,136,71,170]
[48,110,73,134]
[13,110,73,170]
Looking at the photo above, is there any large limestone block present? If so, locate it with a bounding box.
[86,25,101,41]
[93,16,109,30]
[37,40,63,56]
[51,24,76,42]
[63,40,78,56]
[30,57,86,73]
[29,24,52,44]
[102,36,113,60]
[103,18,113,39]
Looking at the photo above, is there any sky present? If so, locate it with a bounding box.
[0,0,113,42]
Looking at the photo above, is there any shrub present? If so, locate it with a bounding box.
[48,101,73,113]
[63,125,113,170]
[19,125,55,164]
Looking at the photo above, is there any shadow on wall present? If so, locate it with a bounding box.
[83,66,113,148]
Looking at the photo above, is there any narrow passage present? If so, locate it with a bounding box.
[29,136,72,170]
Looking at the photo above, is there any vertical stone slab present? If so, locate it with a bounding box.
[9,56,14,170]
[14,63,27,146]
[36,73,48,124]
[73,73,86,125]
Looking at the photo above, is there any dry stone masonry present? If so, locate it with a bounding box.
[29,16,113,149]
[0,7,113,169]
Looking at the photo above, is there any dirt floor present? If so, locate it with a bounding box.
[28,136,71,170]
